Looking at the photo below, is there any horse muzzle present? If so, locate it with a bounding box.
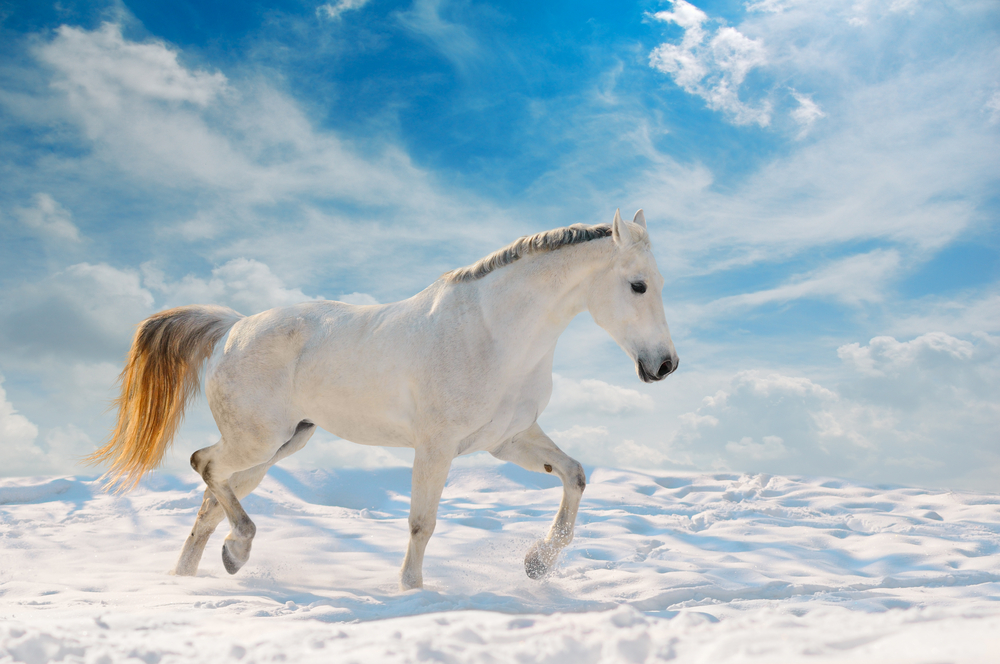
[637,355,679,383]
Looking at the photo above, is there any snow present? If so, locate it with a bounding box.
[2,461,999,662]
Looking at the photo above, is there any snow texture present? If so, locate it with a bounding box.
[2,463,999,662]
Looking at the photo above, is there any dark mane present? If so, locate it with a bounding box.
[445,224,613,283]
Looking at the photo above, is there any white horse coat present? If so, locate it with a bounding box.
[95,209,678,589]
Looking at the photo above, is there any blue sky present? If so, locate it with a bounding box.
[0,0,998,488]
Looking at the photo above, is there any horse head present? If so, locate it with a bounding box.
[587,208,679,383]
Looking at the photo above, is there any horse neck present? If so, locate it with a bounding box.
[476,238,613,348]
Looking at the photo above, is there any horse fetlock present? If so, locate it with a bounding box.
[524,539,560,579]
[400,568,423,591]
[173,555,200,577]
[547,526,574,549]
[234,519,256,542]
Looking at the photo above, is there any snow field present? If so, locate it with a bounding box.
[2,462,999,662]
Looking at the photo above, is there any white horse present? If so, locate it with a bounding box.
[93,208,678,590]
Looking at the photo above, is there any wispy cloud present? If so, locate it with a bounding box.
[986,91,1000,124]
[890,290,1000,338]
[700,249,900,318]
[15,193,81,243]
[318,0,371,21]
[395,0,482,75]
[12,21,515,293]
[33,24,420,203]
[789,90,825,137]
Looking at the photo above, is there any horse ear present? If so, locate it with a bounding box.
[612,208,634,247]
[632,209,646,229]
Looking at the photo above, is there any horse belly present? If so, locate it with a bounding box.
[295,372,419,448]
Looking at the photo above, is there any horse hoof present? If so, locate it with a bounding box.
[524,540,557,579]
[525,554,548,579]
[399,579,423,592]
[221,540,250,575]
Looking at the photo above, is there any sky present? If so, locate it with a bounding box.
[0,0,997,490]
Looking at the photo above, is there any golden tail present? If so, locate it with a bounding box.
[89,305,244,491]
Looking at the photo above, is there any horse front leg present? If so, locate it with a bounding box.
[400,448,452,591]
[490,422,586,579]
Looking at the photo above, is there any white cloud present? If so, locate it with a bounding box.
[41,23,227,107]
[142,258,321,315]
[612,439,670,467]
[891,290,1000,338]
[847,0,923,27]
[0,371,106,477]
[649,1,772,126]
[665,333,1000,488]
[726,435,788,460]
[318,0,371,20]
[790,91,825,136]
[42,425,94,472]
[0,257,321,363]
[548,374,655,415]
[0,262,154,360]
[15,20,512,296]
[550,424,610,444]
[632,0,1000,285]
[547,425,669,468]
[837,332,975,378]
[745,0,789,13]
[15,193,81,242]
[0,374,40,463]
[668,369,852,473]
[30,22,463,219]
[546,425,610,463]
[836,332,999,410]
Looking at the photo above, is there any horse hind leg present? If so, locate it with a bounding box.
[184,420,316,575]
[173,488,226,576]
[172,461,270,576]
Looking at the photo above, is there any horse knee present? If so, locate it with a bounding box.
[568,460,586,492]
[409,517,435,542]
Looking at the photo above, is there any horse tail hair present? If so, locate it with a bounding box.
[89,305,245,492]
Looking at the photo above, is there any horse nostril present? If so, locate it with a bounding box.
[657,359,672,377]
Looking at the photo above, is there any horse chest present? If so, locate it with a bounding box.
[445,367,552,455]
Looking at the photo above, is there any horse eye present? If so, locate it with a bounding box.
[631,281,647,294]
